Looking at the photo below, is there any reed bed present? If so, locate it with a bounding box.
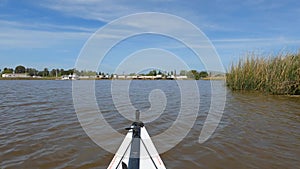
[226,52,300,95]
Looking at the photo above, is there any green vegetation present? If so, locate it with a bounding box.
[119,69,209,80]
[1,65,210,80]
[0,65,98,78]
[146,70,163,76]
[15,65,26,73]
[2,68,13,74]
[226,52,300,95]
[179,70,208,80]
[189,70,209,80]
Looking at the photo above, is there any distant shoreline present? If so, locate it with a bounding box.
[0,77,58,80]
[0,77,225,81]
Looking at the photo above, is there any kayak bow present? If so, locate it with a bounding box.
[108,110,166,169]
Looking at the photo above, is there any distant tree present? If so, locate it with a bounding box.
[15,65,26,73]
[26,68,38,76]
[74,69,80,76]
[147,70,157,76]
[199,71,208,78]
[43,68,49,76]
[3,67,14,74]
[70,69,75,74]
[60,69,65,75]
[79,70,97,76]
[190,70,200,80]
[37,71,42,76]
[50,69,57,77]
[64,69,74,75]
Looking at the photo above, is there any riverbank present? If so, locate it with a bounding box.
[201,76,226,80]
[0,77,58,80]
[226,52,300,95]
[0,77,222,80]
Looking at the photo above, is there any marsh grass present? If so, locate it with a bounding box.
[226,52,300,95]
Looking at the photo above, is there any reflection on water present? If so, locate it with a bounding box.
[0,80,299,169]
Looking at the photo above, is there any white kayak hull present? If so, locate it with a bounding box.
[108,123,166,169]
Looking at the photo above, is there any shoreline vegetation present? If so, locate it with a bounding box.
[226,52,300,95]
[0,67,225,81]
[0,77,225,80]
[0,75,226,81]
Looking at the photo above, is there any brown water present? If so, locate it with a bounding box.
[0,80,299,169]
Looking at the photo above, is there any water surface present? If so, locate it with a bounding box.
[0,80,299,168]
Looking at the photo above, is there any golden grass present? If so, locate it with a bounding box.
[226,52,300,95]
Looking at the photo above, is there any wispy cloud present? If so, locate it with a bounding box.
[212,38,274,43]
[212,37,300,48]
[0,18,95,50]
[0,24,91,49]
[0,19,96,33]
[40,0,142,22]
[40,0,199,23]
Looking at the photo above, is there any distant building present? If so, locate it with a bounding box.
[118,75,126,79]
[2,73,29,78]
[78,75,96,79]
[61,74,78,80]
[166,75,175,80]
[127,75,138,79]
[156,75,163,79]
[113,74,118,79]
[176,75,188,80]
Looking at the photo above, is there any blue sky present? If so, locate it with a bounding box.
[0,0,299,73]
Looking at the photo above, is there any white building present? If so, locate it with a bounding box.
[61,74,78,80]
[2,73,30,78]
[176,75,188,80]
[118,75,126,79]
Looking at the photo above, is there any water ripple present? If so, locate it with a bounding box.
[0,80,299,168]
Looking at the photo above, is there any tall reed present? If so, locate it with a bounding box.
[226,52,300,95]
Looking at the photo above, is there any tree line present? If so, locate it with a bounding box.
[0,65,98,77]
[131,69,209,80]
[180,70,209,80]
[1,65,209,79]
